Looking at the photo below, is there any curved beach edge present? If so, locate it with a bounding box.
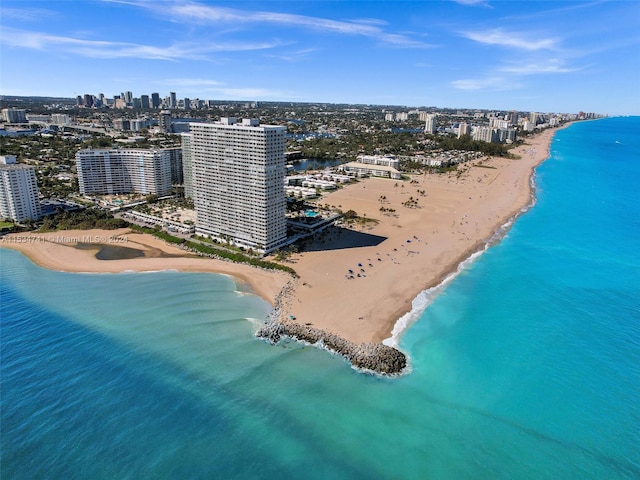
[383,167,542,349]
[256,320,407,376]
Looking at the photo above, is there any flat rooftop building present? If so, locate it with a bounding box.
[0,155,42,222]
[76,148,181,196]
[189,118,287,254]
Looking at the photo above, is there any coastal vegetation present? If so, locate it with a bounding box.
[337,209,379,227]
[38,209,128,231]
[129,225,298,277]
[435,134,513,157]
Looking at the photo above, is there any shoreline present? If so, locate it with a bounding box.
[383,167,541,348]
[0,230,291,305]
[275,125,565,349]
[1,125,565,374]
[387,125,563,346]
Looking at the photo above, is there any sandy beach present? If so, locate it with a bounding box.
[0,229,291,304]
[1,126,561,347]
[275,127,561,344]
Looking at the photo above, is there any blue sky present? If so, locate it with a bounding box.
[1,1,638,114]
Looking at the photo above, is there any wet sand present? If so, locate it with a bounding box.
[0,229,290,303]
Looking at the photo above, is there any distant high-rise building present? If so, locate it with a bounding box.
[51,114,71,125]
[113,118,131,131]
[497,128,517,143]
[188,118,287,253]
[124,91,133,105]
[472,126,498,143]
[83,94,94,108]
[490,118,509,129]
[130,118,151,132]
[169,92,177,109]
[151,93,161,109]
[76,148,180,196]
[183,97,190,110]
[0,156,42,222]
[167,148,183,185]
[140,95,150,109]
[457,122,470,138]
[2,108,27,123]
[424,114,437,134]
[159,111,172,133]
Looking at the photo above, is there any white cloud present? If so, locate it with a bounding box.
[452,0,492,7]
[450,76,521,91]
[0,27,284,61]
[461,28,558,51]
[500,60,581,75]
[350,18,389,27]
[155,78,223,87]
[122,1,431,48]
[0,7,58,21]
[265,48,320,62]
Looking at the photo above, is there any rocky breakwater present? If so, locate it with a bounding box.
[256,320,407,375]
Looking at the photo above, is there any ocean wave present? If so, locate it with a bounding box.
[383,247,487,349]
[384,169,542,349]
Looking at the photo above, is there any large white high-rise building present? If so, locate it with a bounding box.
[76,148,181,196]
[50,114,71,125]
[489,117,509,129]
[457,122,471,138]
[189,118,287,253]
[0,156,41,222]
[424,114,437,134]
[2,108,27,123]
[472,126,497,143]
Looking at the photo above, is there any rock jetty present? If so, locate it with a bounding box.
[256,320,407,375]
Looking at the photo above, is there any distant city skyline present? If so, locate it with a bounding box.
[1,1,639,115]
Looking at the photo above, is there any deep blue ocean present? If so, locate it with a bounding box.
[2,117,639,479]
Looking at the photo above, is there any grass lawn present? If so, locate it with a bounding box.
[0,221,14,229]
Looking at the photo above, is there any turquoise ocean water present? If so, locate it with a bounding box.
[1,117,639,479]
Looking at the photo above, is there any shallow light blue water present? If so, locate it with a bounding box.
[2,117,639,479]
